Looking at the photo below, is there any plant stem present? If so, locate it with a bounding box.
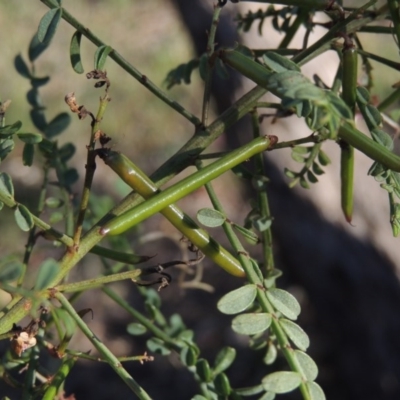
[73,94,110,246]
[55,292,152,400]
[250,110,274,273]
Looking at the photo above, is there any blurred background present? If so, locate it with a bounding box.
[1,0,400,399]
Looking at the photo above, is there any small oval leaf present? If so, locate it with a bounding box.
[94,45,112,70]
[214,372,231,396]
[267,288,301,320]
[126,322,147,336]
[280,318,310,351]
[14,54,31,79]
[70,31,84,74]
[0,120,22,135]
[17,132,43,144]
[232,313,272,335]
[0,258,24,283]
[35,258,60,290]
[22,143,35,167]
[306,382,326,400]
[217,284,257,315]
[29,32,50,62]
[0,139,15,161]
[197,208,226,227]
[196,358,212,382]
[44,112,71,138]
[264,342,277,365]
[213,347,236,375]
[37,8,62,44]
[14,204,34,232]
[262,371,302,394]
[294,350,318,381]
[146,338,170,355]
[233,224,259,245]
[0,173,14,198]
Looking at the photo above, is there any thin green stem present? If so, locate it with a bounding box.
[378,87,400,112]
[40,0,201,127]
[73,94,110,246]
[90,245,153,265]
[387,0,400,51]
[54,269,141,293]
[55,292,152,400]
[250,110,274,273]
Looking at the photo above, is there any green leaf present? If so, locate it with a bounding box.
[180,346,197,367]
[14,204,34,232]
[258,392,276,400]
[26,88,42,108]
[0,258,24,283]
[279,318,310,351]
[22,143,35,166]
[59,142,76,162]
[266,288,301,320]
[214,372,231,396]
[264,342,277,365]
[49,211,64,224]
[198,53,208,80]
[217,284,257,315]
[263,52,300,73]
[29,32,50,62]
[0,201,3,210]
[299,176,310,189]
[370,128,393,150]
[213,347,236,376]
[292,146,310,154]
[63,168,79,186]
[70,31,84,74]
[291,152,307,163]
[45,197,64,208]
[44,113,71,138]
[294,350,318,381]
[192,396,208,400]
[356,86,370,104]
[31,76,51,88]
[284,168,297,179]
[252,216,272,232]
[306,382,326,400]
[0,173,14,198]
[14,54,31,79]
[0,139,15,161]
[35,258,60,290]
[126,322,147,336]
[312,162,324,175]
[37,8,62,44]
[262,371,302,394]
[146,337,171,355]
[232,313,272,335]
[196,358,212,382]
[307,170,318,183]
[30,109,47,131]
[0,120,23,136]
[233,224,260,245]
[17,132,43,144]
[318,150,331,166]
[94,45,112,70]
[197,208,226,227]
[235,384,264,396]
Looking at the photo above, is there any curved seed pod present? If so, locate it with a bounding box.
[340,44,358,223]
[98,151,249,277]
